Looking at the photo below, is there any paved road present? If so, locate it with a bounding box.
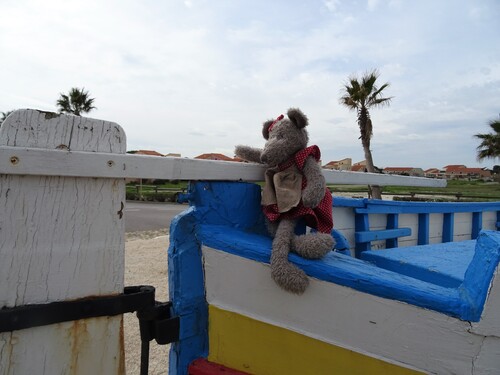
[124,201,188,232]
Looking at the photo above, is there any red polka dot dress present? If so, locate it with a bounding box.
[262,145,333,233]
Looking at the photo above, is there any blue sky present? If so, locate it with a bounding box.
[1,0,499,169]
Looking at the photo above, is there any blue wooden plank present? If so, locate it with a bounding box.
[460,230,500,321]
[168,207,208,375]
[361,240,475,288]
[354,200,500,215]
[355,213,370,257]
[443,213,454,243]
[355,228,411,243]
[472,212,482,239]
[332,196,367,208]
[418,213,430,245]
[385,213,399,249]
[331,229,350,252]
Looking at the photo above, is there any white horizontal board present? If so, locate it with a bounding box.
[0,146,447,187]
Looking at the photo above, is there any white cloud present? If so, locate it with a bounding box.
[367,0,380,12]
[323,0,341,12]
[0,0,498,171]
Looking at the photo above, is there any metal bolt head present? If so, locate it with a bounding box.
[10,156,19,165]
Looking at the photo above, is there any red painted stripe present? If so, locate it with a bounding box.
[188,358,250,375]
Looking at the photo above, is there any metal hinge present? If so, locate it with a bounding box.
[0,285,179,375]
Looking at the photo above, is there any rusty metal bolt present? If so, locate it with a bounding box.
[107,160,115,167]
[10,156,19,165]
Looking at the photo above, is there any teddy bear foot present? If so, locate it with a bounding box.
[293,233,335,259]
[271,261,309,295]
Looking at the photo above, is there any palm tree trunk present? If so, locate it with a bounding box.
[362,145,382,199]
[359,108,382,200]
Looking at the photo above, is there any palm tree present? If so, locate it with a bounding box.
[475,118,500,161]
[56,87,96,116]
[0,110,14,128]
[340,69,392,199]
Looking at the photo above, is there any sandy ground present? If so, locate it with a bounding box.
[124,229,171,375]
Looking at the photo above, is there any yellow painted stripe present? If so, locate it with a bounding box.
[208,305,423,375]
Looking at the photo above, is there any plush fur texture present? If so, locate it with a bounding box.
[235,108,334,294]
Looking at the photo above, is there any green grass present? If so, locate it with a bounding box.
[126,181,188,202]
[329,180,500,201]
[125,180,500,202]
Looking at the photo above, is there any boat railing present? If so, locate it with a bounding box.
[333,196,500,257]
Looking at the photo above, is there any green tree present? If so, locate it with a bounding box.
[475,119,500,161]
[56,87,96,116]
[0,110,14,128]
[340,69,392,199]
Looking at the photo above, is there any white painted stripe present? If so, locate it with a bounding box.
[202,246,487,375]
[0,146,447,187]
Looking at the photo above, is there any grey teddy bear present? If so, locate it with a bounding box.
[235,108,334,294]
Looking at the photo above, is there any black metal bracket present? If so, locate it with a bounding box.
[0,285,179,375]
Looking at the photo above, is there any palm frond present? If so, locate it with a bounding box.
[475,119,500,161]
[56,87,96,116]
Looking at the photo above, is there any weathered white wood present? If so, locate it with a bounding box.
[324,168,446,187]
[203,246,491,375]
[0,109,126,374]
[471,336,500,375]
[465,268,500,375]
[472,266,500,338]
[0,148,447,187]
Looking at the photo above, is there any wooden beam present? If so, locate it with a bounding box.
[0,146,447,187]
[355,228,412,243]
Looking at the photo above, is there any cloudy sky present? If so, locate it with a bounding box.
[1,0,499,169]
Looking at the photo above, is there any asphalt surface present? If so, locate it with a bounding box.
[124,201,188,232]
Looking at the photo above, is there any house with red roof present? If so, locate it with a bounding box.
[134,149,164,157]
[194,153,234,161]
[444,166,491,180]
[323,158,352,171]
[424,168,444,178]
[383,167,424,177]
[350,164,367,172]
[443,165,467,171]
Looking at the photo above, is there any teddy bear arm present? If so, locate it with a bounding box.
[301,156,327,208]
[234,145,263,164]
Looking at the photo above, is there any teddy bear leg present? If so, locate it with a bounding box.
[292,232,335,259]
[270,219,309,294]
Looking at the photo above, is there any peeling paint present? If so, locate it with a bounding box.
[70,320,89,373]
[34,110,60,120]
[118,318,125,375]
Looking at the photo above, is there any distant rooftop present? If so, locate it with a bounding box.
[194,153,234,161]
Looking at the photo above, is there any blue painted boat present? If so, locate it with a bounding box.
[167,181,500,375]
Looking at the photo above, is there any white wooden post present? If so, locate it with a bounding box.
[0,110,126,374]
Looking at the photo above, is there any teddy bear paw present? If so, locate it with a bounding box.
[271,261,309,295]
[293,233,334,259]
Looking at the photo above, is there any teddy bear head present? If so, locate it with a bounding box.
[260,108,310,166]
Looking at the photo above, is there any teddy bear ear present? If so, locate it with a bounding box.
[287,108,308,129]
[262,119,274,140]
